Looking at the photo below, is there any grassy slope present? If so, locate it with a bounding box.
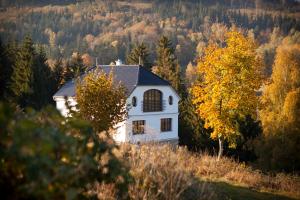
[208,181,295,200]
[114,144,300,200]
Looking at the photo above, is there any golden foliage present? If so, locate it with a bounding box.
[254,38,300,171]
[260,42,300,136]
[191,30,263,144]
[185,62,197,86]
[76,69,127,133]
[283,89,300,124]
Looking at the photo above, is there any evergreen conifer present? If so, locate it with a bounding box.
[0,38,13,100]
[10,36,35,107]
[30,46,54,109]
[126,43,151,69]
[156,36,183,94]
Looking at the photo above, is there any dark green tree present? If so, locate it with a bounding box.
[0,38,14,101]
[10,36,35,107]
[64,52,86,82]
[3,41,18,100]
[156,36,182,93]
[226,115,262,162]
[52,57,65,89]
[179,96,216,152]
[30,46,55,109]
[126,43,151,69]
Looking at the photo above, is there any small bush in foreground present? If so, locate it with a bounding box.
[0,103,130,199]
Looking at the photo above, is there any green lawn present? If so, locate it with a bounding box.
[210,181,297,200]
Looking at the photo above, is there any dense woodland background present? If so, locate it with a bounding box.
[0,0,299,67]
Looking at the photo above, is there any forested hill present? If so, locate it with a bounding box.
[1,0,300,10]
[0,0,299,67]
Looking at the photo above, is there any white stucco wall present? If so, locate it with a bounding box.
[54,85,180,144]
[55,97,77,117]
[126,86,179,115]
[124,113,178,143]
[123,85,180,143]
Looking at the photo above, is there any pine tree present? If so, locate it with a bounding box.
[179,95,215,151]
[156,36,182,94]
[4,41,18,100]
[0,38,13,100]
[52,57,65,89]
[0,38,5,99]
[30,46,54,109]
[126,43,151,69]
[64,52,86,82]
[10,36,35,107]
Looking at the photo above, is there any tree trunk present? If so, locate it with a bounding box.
[217,98,223,161]
[217,137,223,161]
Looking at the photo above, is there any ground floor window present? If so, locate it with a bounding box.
[132,120,145,135]
[161,118,172,132]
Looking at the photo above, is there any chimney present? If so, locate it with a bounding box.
[115,59,123,66]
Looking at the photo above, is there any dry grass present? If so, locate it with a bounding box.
[96,143,300,199]
[188,153,300,198]
[124,144,215,200]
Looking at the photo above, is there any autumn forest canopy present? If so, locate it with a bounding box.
[0,0,300,66]
[0,0,300,199]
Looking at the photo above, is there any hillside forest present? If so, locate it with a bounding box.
[0,0,300,199]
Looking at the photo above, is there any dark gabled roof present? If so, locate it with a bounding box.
[53,65,170,98]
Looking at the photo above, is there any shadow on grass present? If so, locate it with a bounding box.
[207,181,296,200]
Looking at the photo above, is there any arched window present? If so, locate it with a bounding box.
[168,96,173,105]
[143,89,162,112]
[132,96,137,107]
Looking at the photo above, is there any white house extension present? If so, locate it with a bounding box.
[53,62,180,145]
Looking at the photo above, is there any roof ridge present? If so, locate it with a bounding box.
[139,66,170,86]
[53,64,172,99]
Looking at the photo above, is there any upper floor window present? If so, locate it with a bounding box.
[143,89,162,112]
[168,96,173,105]
[132,96,137,107]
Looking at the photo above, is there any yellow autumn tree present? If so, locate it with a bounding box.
[76,69,127,133]
[191,30,263,160]
[260,42,300,135]
[256,39,300,171]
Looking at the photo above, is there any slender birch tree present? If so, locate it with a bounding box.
[191,30,263,160]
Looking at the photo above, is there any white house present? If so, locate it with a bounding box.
[53,61,180,145]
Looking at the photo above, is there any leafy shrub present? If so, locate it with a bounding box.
[0,103,130,199]
[76,69,127,133]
